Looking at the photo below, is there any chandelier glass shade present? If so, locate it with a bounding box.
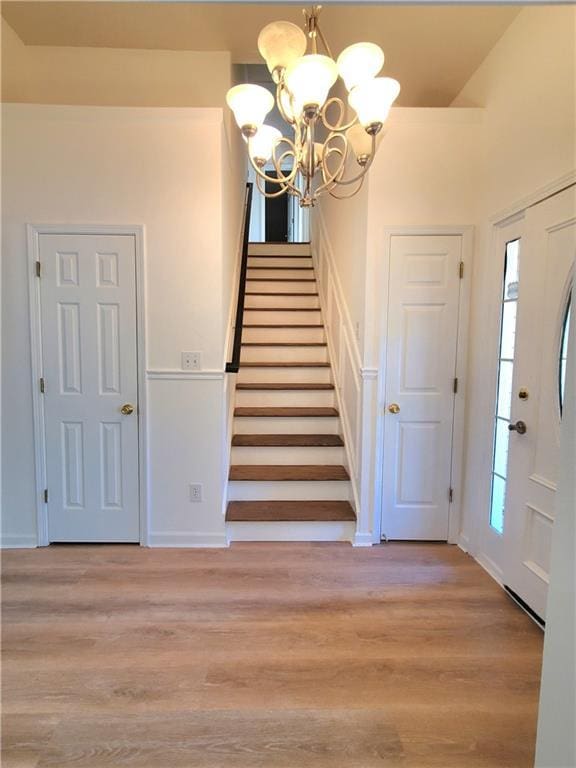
[226,5,400,207]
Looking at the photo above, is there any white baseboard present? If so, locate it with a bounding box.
[353,531,375,547]
[0,534,38,549]
[474,551,504,586]
[227,521,355,543]
[148,531,229,548]
[457,533,471,553]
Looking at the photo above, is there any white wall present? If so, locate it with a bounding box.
[1,104,237,546]
[453,6,576,558]
[313,108,482,543]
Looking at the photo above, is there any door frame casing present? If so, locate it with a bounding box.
[373,225,474,544]
[27,224,149,547]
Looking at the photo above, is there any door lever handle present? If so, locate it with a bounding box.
[508,420,527,435]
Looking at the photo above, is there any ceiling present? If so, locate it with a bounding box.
[2,3,522,106]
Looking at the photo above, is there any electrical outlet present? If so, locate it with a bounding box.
[182,351,201,371]
[189,483,202,503]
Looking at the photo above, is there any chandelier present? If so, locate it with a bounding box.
[226,5,400,207]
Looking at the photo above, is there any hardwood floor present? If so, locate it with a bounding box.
[1,543,543,767]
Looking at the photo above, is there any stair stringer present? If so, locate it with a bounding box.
[311,245,362,541]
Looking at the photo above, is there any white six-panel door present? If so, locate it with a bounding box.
[382,235,462,540]
[503,187,575,619]
[39,234,140,542]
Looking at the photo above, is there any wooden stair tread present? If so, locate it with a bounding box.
[229,465,350,481]
[244,307,320,312]
[247,278,316,282]
[242,324,324,328]
[232,434,344,447]
[240,362,330,368]
[247,254,312,259]
[236,383,334,390]
[234,407,338,417]
[226,500,355,522]
[246,292,319,296]
[241,342,326,347]
[247,266,314,271]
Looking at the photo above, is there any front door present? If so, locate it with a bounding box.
[502,187,575,619]
[382,235,463,540]
[40,233,140,542]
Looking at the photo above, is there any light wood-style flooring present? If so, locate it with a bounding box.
[2,543,543,767]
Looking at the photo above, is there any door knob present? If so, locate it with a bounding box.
[388,403,401,414]
[508,420,527,435]
[120,403,135,415]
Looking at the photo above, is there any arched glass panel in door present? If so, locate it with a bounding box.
[559,290,571,415]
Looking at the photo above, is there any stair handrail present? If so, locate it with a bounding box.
[226,182,254,373]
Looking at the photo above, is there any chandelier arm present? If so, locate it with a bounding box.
[248,154,293,186]
[320,97,359,134]
[315,133,348,194]
[272,150,303,198]
[320,146,345,186]
[315,21,334,59]
[255,173,291,199]
[247,140,299,186]
[328,175,366,200]
[276,81,296,126]
[330,133,377,187]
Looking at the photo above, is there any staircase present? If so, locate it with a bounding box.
[226,242,356,542]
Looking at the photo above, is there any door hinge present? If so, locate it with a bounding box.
[459,261,464,279]
[43,488,48,503]
[453,377,458,394]
[36,261,41,277]
[449,487,454,503]
[40,377,45,393]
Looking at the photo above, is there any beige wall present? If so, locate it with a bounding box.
[1,104,237,547]
[312,5,575,553]
[456,5,576,554]
[452,5,576,215]
[1,18,232,108]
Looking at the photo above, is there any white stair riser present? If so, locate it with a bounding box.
[227,521,355,543]
[242,326,325,343]
[246,280,317,294]
[245,294,320,309]
[241,346,328,363]
[235,389,335,407]
[243,309,323,325]
[231,445,345,465]
[248,243,311,256]
[233,416,340,434]
[248,257,313,268]
[227,479,351,501]
[237,367,332,384]
[247,269,315,280]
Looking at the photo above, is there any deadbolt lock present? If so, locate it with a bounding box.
[518,388,529,400]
